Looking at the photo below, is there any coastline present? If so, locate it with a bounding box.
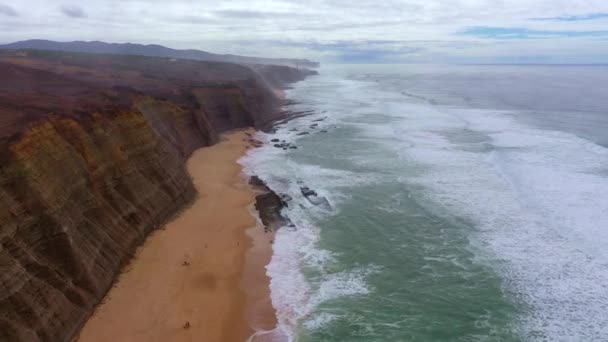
[76,129,277,342]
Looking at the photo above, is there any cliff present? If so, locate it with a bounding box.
[0,50,316,342]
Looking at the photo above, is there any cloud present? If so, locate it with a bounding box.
[274,40,424,62]
[293,19,408,32]
[0,3,17,17]
[3,0,608,63]
[213,10,282,19]
[60,5,86,18]
[531,13,608,21]
[459,27,608,39]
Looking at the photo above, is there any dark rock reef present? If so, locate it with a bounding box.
[0,49,315,342]
[249,176,291,232]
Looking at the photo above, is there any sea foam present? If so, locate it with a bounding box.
[390,102,608,340]
[239,109,378,340]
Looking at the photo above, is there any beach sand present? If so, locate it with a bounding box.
[76,129,276,342]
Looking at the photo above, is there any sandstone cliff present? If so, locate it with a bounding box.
[0,50,316,342]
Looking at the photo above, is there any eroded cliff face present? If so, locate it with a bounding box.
[0,50,314,342]
[0,112,195,341]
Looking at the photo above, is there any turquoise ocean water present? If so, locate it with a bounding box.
[241,64,608,342]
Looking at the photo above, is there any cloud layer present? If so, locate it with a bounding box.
[460,27,608,39]
[0,3,17,17]
[1,0,608,63]
[60,5,86,18]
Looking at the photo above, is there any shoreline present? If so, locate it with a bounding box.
[76,129,278,342]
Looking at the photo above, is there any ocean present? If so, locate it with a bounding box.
[241,64,608,342]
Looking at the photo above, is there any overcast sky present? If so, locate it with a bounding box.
[1,0,608,63]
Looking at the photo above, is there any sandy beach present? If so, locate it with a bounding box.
[76,129,276,342]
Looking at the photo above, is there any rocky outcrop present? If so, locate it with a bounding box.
[0,50,314,342]
[249,176,291,233]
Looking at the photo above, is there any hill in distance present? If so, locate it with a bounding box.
[0,39,320,68]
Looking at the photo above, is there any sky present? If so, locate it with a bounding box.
[1,0,608,63]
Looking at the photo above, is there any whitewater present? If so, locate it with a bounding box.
[240,64,608,341]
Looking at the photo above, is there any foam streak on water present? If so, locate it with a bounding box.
[241,64,608,341]
[394,103,608,340]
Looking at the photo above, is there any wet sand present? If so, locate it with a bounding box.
[77,129,276,342]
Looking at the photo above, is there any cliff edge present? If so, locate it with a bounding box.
[0,49,316,342]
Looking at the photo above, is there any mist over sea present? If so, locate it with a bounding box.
[241,64,608,341]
